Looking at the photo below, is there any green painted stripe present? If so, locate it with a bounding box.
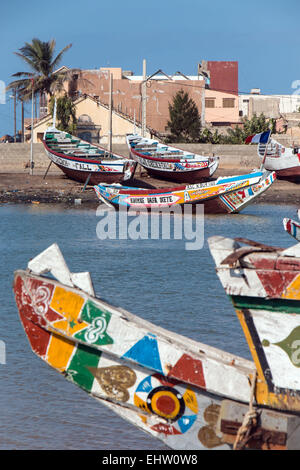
[67,343,101,392]
[230,295,300,314]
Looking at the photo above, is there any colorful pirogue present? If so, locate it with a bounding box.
[43,127,137,185]
[13,242,300,450]
[246,130,300,183]
[126,134,219,182]
[94,169,276,212]
[283,210,300,242]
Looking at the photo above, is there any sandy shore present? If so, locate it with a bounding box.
[0,168,299,206]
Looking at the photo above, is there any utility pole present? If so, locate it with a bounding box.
[14,88,16,143]
[21,99,24,143]
[108,72,113,153]
[30,81,34,175]
[142,59,147,137]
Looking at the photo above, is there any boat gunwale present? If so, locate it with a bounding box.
[43,139,128,167]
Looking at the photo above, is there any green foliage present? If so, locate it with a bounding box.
[198,113,275,144]
[166,89,201,143]
[7,38,72,101]
[49,94,77,133]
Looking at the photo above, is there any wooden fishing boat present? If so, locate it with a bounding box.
[283,209,300,241]
[94,169,276,213]
[209,236,300,419]
[246,131,300,183]
[13,244,300,450]
[43,127,137,185]
[126,134,219,183]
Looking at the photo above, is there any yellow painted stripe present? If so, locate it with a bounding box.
[46,332,75,371]
[235,310,264,378]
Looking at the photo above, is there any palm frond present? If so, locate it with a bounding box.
[14,52,37,71]
[51,43,72,71]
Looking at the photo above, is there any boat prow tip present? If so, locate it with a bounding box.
[26,244,95,296]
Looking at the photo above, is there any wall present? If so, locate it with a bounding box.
[207,61,238,95]
[0,142,264,173]
[240,94,300,119]
[76,71,206,134]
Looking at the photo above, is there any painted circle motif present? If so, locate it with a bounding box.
[134,374,198,435]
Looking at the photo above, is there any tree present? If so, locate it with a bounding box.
[166,89,201,142]
[48,94,77,133]
[6,38,72,101]
[222,113,272,144]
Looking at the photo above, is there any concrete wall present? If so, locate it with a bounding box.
[2,134,296,174]
[0,142,261,174]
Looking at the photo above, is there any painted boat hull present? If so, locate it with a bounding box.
[43,129,137,185]
[13,243,300,450]
[127,134,219,183]
[274,166,300,183]
[13,274,250,450]
[95,170,276,213]
[283,210,300,241]
[209,236,300,414]
[257,138,300,183]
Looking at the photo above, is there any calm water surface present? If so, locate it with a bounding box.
[0,201,298,450]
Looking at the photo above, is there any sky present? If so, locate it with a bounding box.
[1,0,300,136]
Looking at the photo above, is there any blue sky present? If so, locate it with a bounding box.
[1,0,300,136]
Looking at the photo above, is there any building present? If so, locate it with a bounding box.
[200,61,240,128]
[64,66,207,135]
[239,89,300,119]
[31,61,242,142]
[26,94,151,144]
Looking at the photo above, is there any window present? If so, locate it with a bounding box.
[223,98,235,108]
[205,98,215,108]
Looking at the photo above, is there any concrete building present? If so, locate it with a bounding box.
[239,89,300,119]
[67,67,206,135]
[31,61,242,142]
[26,94,151,144]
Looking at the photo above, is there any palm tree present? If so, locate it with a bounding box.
[7,38,72,100]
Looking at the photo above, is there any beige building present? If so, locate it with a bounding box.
[26,94,150,144]
[204,89,240,127]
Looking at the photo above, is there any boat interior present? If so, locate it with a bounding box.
[45,132,120,161]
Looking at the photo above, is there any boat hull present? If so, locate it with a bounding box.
[274,166,300,183]
[209,236,300,413]
[13,269,253,450]
[43,130,136,185]
[51,159,127,185]
[13,243,300,450]
[95,170,276,213]
[257,139,300,183]
[283,212,300,241]
[127,134,219,183]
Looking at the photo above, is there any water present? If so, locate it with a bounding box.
[0,201,298,450]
